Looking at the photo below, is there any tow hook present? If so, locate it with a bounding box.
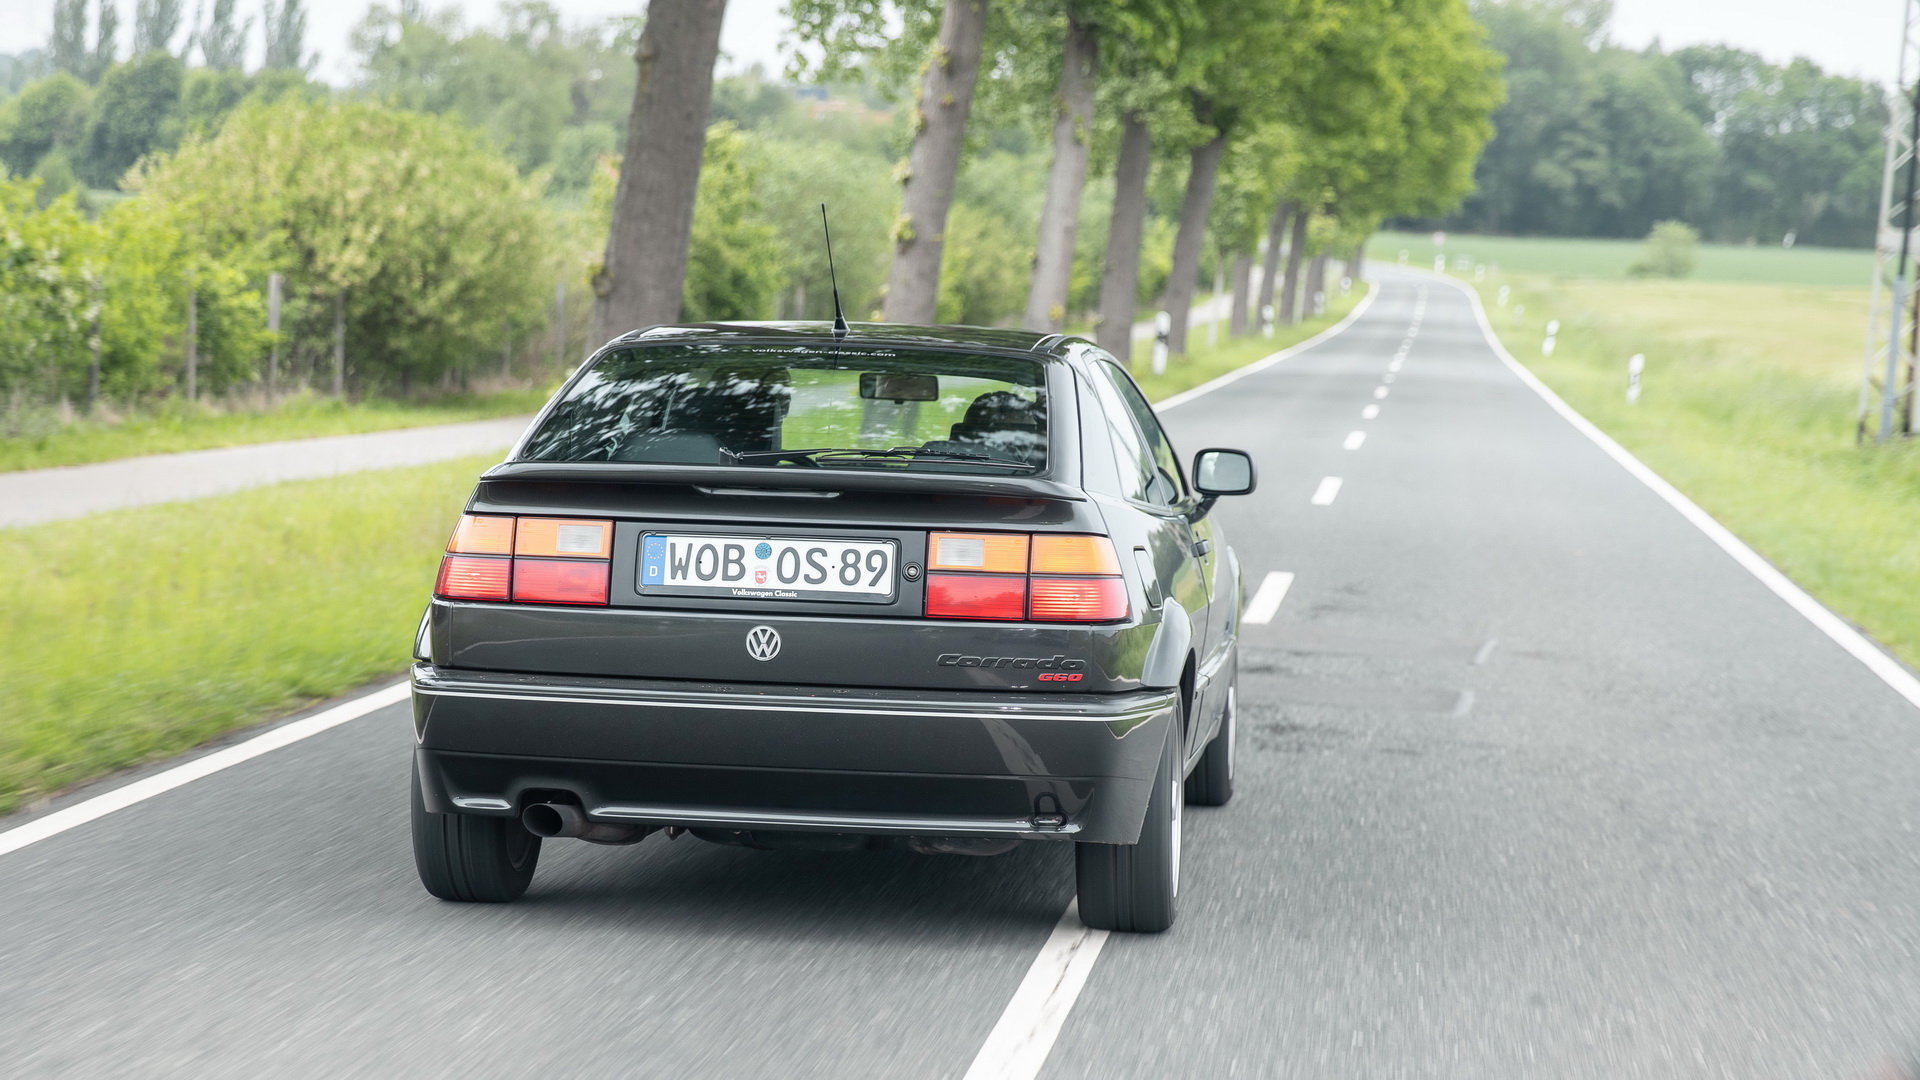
[1031,793,1067,830]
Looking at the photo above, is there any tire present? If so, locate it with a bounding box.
[1076,722,1181,933]
[1185,683,1236,807]
[411,769,540,903]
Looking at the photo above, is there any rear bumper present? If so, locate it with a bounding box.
[410,664,1175,844]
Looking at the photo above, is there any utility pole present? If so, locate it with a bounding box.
[1859,0,1920,442]
[332,292,345,397]
[86,278,102,411]
[185,282,198,403]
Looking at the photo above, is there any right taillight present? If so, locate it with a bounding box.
[924,532,1127,623]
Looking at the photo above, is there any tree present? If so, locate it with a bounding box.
[1094,109,1153,360]
[262,0,312,72]
[679,123,783,320]
[590,0,729,341]
[51,0,90,80]
[133,0,185,56]
[1020,9,1096,331]
[87,1,121,83]
[196,0,252,72]
[78,51,184,188]
[134,99,558,391]
[0,72,93,177]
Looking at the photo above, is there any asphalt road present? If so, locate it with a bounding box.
[0,415,533,529]
[5,268,1919,1077]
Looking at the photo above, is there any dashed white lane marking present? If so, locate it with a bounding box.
[1382,373,1396,384]
[1242,571,1296,625]
[962,901,1110,1080]
[1362,404,1381,420]
[1451,689,1477,718]
[0,683,410,859]
[1473,638,1499,665]
[1343,430,1366,450]
[1389,358,1403,372]
[1311,477,1344,506]
[1373,386,1390,400]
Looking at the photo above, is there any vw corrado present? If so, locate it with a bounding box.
[409,322,1256,932]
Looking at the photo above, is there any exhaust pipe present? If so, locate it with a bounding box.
[521,803,651,845]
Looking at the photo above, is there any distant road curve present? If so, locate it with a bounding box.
[0,415,535,530]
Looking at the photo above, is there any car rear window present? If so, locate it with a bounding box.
[519,343,1049,474]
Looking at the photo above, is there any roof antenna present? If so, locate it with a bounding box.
[820,203,849,341]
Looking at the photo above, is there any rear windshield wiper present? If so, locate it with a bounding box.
[724,447,1035,470]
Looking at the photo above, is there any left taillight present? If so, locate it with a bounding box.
[434,514,612,606]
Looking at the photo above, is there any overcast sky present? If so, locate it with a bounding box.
[0,0,1908,89]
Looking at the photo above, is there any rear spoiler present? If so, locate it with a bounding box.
[479,461,1086,502]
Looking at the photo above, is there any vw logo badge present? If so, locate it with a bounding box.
[745,625,781,662]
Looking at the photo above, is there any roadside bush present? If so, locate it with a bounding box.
[1629,220,1699,278]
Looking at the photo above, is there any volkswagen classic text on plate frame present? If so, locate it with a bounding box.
[640,533,898,602]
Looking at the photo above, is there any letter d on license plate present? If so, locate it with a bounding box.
[640,533,897,603]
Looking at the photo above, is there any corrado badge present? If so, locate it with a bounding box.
[938,653,1087,682]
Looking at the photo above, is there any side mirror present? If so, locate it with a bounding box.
[1192,448,1256,497]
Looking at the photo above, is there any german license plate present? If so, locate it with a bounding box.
[639,533,897,602]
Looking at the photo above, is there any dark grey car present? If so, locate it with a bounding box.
[409,322,1256,932]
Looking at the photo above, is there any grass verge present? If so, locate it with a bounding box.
[1464,269,1920,669]
[1132,285,1366,403]
[0,387,552,474]
[0,455,491,814]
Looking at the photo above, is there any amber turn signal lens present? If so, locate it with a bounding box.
[924,572,1028,620]
[447,514,514,555]
[928,532,1030,574]
[1028,576,1129,622]
[1030,534,1122,576]
[435,554,510,600]
[511,558,609,605]
[515,517,613,559]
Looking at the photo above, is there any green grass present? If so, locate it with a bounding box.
[1132,284,1365,403]
[0,455,490,814]
[0,387,553,474]
[1461,263,1920,669]
[1371,230,1875,288]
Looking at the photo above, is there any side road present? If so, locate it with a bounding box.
[0,415,533,529]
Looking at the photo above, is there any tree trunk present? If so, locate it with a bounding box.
[1228,253,1253,337]
[883,0,989,324]
[1346,241,1366,284]
[1256,198,1292,327]
[1307,252,1328,315]
[1279,209,1308,325]
[185,286,198,401]
[1022,12,1097,333]
[590,0,728,344]
[1160,133,1227,356]
[332,292,345,396]
[1094,110,1151,364]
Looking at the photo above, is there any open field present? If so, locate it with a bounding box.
[0,455,491,814]
[0,387,554,474]
[1373,230,1876,288]
[1444,245,1920,670]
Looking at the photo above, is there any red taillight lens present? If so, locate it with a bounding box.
[511,557,609,605]
[436,554,510,600]
[925,573,1028,620]
[1028,576,1129,622]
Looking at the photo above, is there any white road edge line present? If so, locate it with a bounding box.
[1311,477,1344,506]
[1242,571,1296,625]
[0,682,411,859]
[1156,282,1379,412]
[1343,430,1367,450]
[1441,272,1920,714]
[962,901,1111,1080]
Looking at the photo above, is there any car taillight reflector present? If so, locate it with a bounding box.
[929,532,1030,574]
[925,573,1028,620]
[1028,576,1128,622]
[436,554,510,600]
[515,517,612,559]
[511,558,609,605]
[1030,534,1123,576]
[448,514,514,555]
